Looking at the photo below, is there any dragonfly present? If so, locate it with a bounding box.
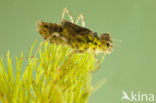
[37,8,113,54]
[37,8,113,70]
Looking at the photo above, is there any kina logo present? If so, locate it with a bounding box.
[121,91,154,102]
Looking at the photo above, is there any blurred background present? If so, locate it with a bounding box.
[0,0,156,102]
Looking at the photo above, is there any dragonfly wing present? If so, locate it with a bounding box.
[61,20,92,35]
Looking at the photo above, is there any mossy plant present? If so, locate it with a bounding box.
[0,41,105,103]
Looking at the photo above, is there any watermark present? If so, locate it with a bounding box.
[121,91,155,102]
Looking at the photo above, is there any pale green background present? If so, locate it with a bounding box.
[0,0,156,103]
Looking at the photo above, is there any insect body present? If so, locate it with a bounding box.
[37,8,113,54]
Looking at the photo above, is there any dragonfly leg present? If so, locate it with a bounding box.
[75,14,85,27]
[61,8,74,23]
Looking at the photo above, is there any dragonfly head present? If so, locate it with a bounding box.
[98,33,113,54]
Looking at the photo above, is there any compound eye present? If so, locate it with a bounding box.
[44,25,48,29]
[106,42,110,47]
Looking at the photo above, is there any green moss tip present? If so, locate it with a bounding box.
[0,41,105,103]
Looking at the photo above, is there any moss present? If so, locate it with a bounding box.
[0,41,105,103]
